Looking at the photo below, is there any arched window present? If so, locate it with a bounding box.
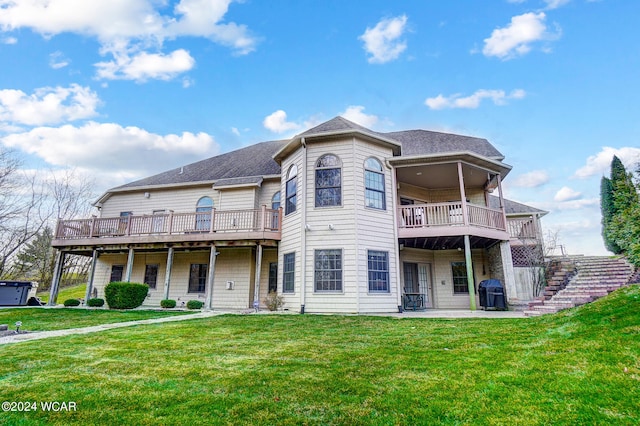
[315,154,342,207]
[365,157,385,210]
[285,165,297,215]
[271,191,281,210]
[195,196,213,230]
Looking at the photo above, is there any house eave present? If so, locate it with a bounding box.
[388,151,513,177]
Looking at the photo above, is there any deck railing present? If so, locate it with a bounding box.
[398,202,506,231]
[55,207,282,240]
[507,217,539,240]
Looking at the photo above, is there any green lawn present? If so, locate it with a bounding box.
[0,308,195,332]
[0,286,638,425]
[37,283,87,304]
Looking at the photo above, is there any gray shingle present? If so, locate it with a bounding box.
[384,130,504,160]
[488,195,548,216]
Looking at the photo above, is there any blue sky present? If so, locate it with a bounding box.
[0,0,639,256]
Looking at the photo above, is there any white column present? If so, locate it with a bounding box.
[47,250,65,306]
[253,244,263,309]
[124,248,135,282]
[457,162,469,226]
[84,249,98,302]
[163,247,174,300]
[204,245,217,310]
[464,235,477,310]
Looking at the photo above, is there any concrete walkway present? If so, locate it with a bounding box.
[0,308,525,346]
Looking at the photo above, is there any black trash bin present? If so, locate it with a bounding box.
[478,279,506,310]
[0,281,33,306]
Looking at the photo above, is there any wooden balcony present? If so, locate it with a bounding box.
[397,202,509,241]
[53,207,282,249]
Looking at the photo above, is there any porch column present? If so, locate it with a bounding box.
[163,247,174,300]
[496,174,508,231]
[47,250,65,306]
[84,249,98,302]
[124,248,135,282]
[204,245,217,310]
[464,235,477,310]
[457,162,469,226]
[253,244,263,309]
[500,241,518,305]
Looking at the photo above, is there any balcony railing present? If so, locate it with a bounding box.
[507,217,539,240]
[398,202,506,231]
[55,207,282,240]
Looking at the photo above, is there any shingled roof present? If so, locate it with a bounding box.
[109,117,505,192]
[114,139,286,190]
[488,195,548,216]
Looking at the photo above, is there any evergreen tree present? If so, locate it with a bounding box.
[9,227,55,289]
[600,176,621,253]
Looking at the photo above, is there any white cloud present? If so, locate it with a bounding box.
[425,89,526,110]
[0,84,100,126]
[544,0,571,9]
[1,122,218,180]
[263,110,301,134]
[339,106,379,128]
[511,170,549,188]
[95,48,195,82]
[573,146,640,179]
[482,12,559,60]
[554,186,582,202]
[1,36,17,44]
[0,0,257,81]
[359,15,408,64]
[49,51,70,69]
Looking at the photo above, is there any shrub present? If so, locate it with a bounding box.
[63,298,81,307]
[264,292,285,311]
[105,282,149,309]
[186,300,204,310]
[87,298,105,307]
[161,299,177,309]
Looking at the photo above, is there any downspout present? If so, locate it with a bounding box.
[300,137,307,314]
[352,137,360,314]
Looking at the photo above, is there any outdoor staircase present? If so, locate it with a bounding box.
[524,256,636,317]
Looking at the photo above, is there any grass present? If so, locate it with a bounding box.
[37,284,87,304]
[0,285,638,425]
[0,308,195,332]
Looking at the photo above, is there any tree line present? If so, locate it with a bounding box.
[0,149,95,291]
[600,156,640,267]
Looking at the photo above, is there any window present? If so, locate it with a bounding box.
[283,252,295,293]
[315,154,342,207]
[365,158,386,210]
[368,250,389,292]
[110,264,124,282]
[195,197,213,231]
[271,191,281,210]
[285,165,297,215]
[268,263,278,293]
[452,262,472,294]
[189,264,208,293]
[314,249,342,292]
[144,264,159,289]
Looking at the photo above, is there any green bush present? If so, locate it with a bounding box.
[105,282,149,310]
[87,298,105,307]
[186,300,204,310]
[161,299,176,309]
[63,298,81,307]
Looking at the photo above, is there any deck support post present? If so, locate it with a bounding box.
[47,250,65,306]
[124,248,135,282]
[204,245,217,310]
[163,247,174,300]
[84,249,98,302]
[457,162,469,226]
[253,244,263,309]
[464,235,477,310]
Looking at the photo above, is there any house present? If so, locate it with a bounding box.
[49,117,547,313]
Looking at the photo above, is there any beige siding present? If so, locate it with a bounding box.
[257,180,282,210]
[397,184,486,206]
[218,187,256,210]
[100,186,220,217]
[257,249,279,309]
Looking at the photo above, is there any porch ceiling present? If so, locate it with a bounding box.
[396,163,489,189]
[399,236,501,250]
